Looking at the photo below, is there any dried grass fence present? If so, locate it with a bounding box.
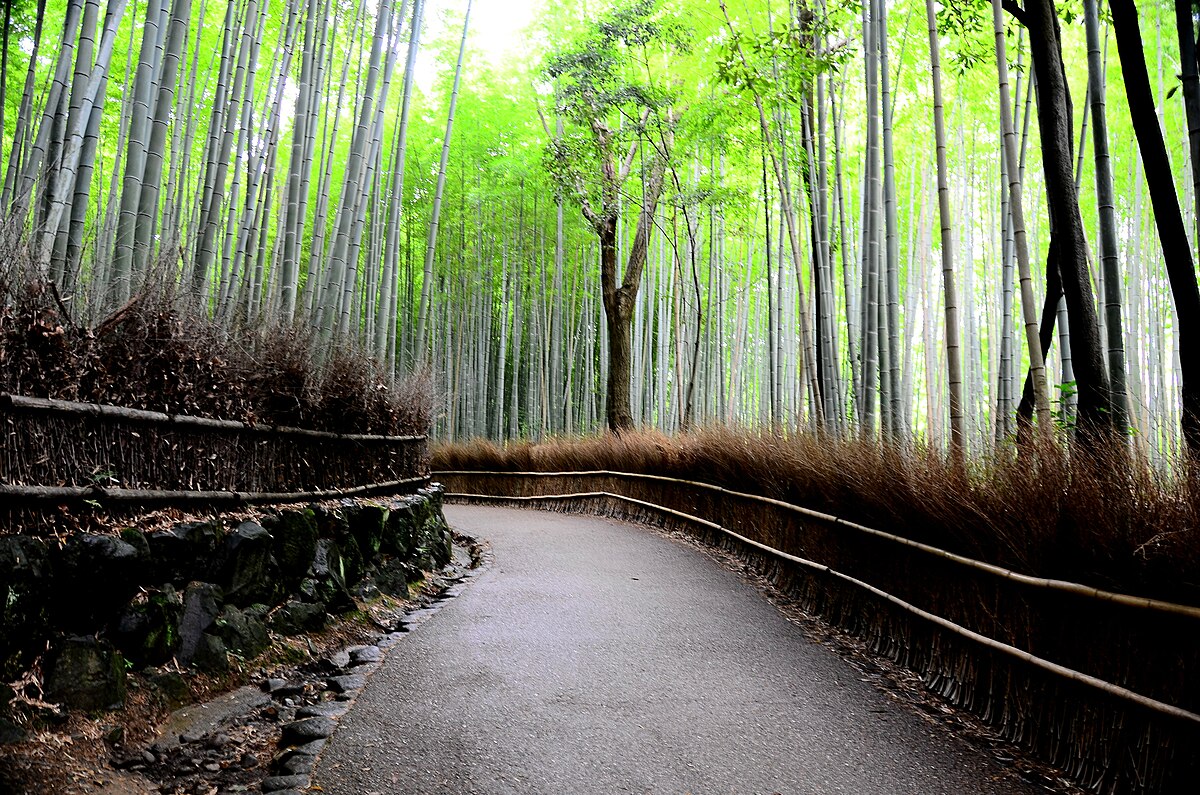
[1,393,429,516]
[437,469,1200,795]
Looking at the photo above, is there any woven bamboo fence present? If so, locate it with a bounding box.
[1,393,429,512]
[437,469,1200,795]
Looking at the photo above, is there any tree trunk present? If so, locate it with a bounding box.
[600,149,669,431]
[0,0,10,184]
[111,0,164,298]
[1017,241,1063,443]
[1176,0,1200,255]
[1110,0,1200,456]
[3,0,47,213]
[132,0,190,277]
[35,0,127,273]
[1024,0,1113,442]
[878,0,902,439]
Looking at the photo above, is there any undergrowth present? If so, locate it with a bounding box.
[432,428,1200,604]
[0,256,430,436]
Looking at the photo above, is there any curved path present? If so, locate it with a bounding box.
[314,505,1038,795]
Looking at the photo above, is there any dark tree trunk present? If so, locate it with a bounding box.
[1111,0,1200,458]
[1016,239,1063,447]
[1176,0,1200,256]
[599,216,635,431]
[1024,0,1113,443]
[597,155,668,433]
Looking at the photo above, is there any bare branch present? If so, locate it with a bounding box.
[619,108,653,182]
[1003,0,1029,26]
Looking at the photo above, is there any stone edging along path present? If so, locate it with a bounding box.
[252,540,491,795]
[0,484,490,795]
[102,532,492,795]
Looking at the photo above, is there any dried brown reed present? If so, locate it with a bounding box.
[433,428,1200,604]
[0,260,431,436]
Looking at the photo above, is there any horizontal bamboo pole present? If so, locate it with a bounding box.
[448,489,1200,728]
[1,393,425,443]
[1,475,431,507]
[436,469,1200,620]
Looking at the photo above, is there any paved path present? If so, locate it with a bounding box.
[314,505,1037,795]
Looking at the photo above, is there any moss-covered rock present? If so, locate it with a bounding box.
[118,528,151,567]
[409,488,452,568]
[112,585,184,668]
[213,604,270,659]
[178,582,224,665]
[148,671,190,710]
[383,498,418,556]
[147,520,224,585]
[337,533,365,588]
[347,504,388,559]
[372,557,414,598]
[264,509,318,589]
[311,505,349,540]
[221,521,281,607]
[192,633,228,674]
[269,600,327,636]
[301,540,353,612]
[44,637,127,711]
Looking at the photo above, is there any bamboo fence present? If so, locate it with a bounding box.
[437,468,1200,794]
[1,393,429,511]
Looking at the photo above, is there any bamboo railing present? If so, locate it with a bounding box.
[1,393,429,509]
[437,469,1200,794]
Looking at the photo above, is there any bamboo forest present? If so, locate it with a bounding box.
[2,0,1198,464]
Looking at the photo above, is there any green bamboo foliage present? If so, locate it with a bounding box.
[1084,0,1127,434]
[319,0,392,338]
[47,0,99,282]
[279,0,321,321]
[3,0,46,211]
[877,0,901,440]
[16,0,83,225]
[378,0,425,372]
[415,0,471,363]
[132,0,190,278]
[4,0,1200,461]
[189,0,239,294]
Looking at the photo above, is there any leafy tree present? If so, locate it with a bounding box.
[544,0,685,431]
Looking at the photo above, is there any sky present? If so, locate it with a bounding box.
[416,0,539,91]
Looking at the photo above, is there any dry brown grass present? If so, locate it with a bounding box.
[433,428,1200,604]
[0,262,431,436]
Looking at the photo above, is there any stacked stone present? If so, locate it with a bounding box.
[0,486,451,716]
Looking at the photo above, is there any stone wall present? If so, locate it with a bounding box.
[0,485,451,713]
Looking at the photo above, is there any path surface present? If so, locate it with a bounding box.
[314,505,1037,795]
